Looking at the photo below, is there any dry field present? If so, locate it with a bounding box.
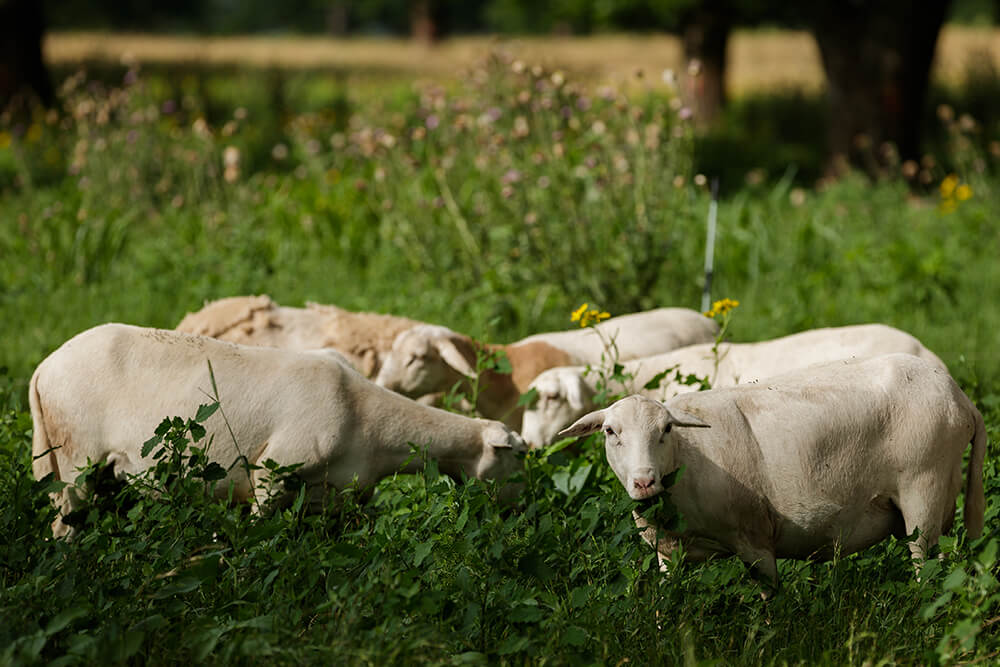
[45,27,1000,94]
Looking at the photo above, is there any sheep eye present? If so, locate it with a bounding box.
[603,426,615,437]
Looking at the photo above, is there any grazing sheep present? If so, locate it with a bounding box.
[374,324,575,429]
[374,308,719,429]
[175,295,421,378]
[518,307,718,364]
[523,323,947,447]
[30,324,527,539]
[558,354,985,589]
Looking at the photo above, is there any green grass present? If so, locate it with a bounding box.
[1,55,999,664]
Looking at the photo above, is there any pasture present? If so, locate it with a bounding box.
[1,32,999,664]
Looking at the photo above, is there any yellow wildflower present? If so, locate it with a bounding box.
[584,310,611,327]
[939,175,972,214]
[571,303,611,328]
[0,131,10,149]
[26,124,42,144]
[939,174,958,199]
[704,298,740,318]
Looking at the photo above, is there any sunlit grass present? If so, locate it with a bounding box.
[44,26,1000,95]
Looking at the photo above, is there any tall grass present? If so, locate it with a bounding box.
[1,53,998,664]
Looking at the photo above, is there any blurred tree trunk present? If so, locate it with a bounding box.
[326,1,350,36]
[411,0,445,44]
[0,0,55,112]
[681,4,732,126]
[810,0,952,176]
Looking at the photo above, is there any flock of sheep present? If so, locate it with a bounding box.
[29,295,985,589]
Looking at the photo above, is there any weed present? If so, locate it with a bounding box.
[1,53,998,663]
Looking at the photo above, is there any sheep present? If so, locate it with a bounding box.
[374,308,719,429]
[29,323,527,539]
[517,307,718,364]
[175,295,422,378]
[522,323,947,448]
[374,324,575,429]
[557,354,986,589]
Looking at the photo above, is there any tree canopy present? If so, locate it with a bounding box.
[39,0,993,35]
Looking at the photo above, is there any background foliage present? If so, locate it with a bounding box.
[1,47,999,664]
[40,0,1000,34]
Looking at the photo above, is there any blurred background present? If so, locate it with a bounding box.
[1,0,999,396]
[4,0,1000,182]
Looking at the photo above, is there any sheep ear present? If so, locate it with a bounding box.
[557,409,606,439]
[564,374,587,411]
[486,429,528,453]
[359,348,378,378]
[666,407,710,428]
[436,338,477,378]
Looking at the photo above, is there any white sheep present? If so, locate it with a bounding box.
[175,295,421,378]
[522,323,946,448]
[518,307,718,364]
[558,354,985,589]
[374,324,575,429]
[374,308,719,429]
[30,324,527,539]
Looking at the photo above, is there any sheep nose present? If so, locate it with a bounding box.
[633,477,656,490]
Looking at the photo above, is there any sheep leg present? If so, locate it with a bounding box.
[736,544,779,597]
[898,479,947,565]
[633,509,679,571]
[50,482,88,539]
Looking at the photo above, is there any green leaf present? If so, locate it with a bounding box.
[191,627,227,662]
[196,462,227,482]
[661,465,685,488]
[978,538,998,568]
[195,401,220,422]
[243,521,284,547]
[943,568,967,592]
[508,605,543,623]
[497,634,531,654]
[290,483,307,514]
[563,625,588,647]
[921,591,953,621]
[642,368,673,391]
[189,422,206,442]
[544,435,583,456]
[141,434,163,458]
[44,605,90,635]
[12,633,47,661]
[553,462,592,498]
[332,542,363,560]
[118,629,145,660]
[262,568,280,590]
[610,363,629,383]
[569,462,593,493]
[455,504,469,531]
[233,615,276,631]
[492,350,512,375]
[414,540,433,567]
[152,575,202,599]
[517,387,539,408]
[154,418,172,436]
[519,553,556,582]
